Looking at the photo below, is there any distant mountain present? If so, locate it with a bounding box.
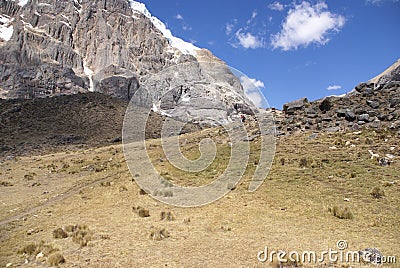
[0,0,254,125]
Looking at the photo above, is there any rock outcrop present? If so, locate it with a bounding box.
[0,0,254,125]
[369,58,400,85]
[276,62,400,135]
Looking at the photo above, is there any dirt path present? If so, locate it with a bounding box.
[0,172,120,227]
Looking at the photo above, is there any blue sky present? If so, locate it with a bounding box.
[138,0,399,108]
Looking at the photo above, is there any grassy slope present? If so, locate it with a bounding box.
[0,128,399,267]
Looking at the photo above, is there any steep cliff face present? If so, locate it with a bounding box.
[0,0,253,124]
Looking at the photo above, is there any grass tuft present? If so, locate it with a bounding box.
[53,228,68,239]
[133,206,150,217]
[0,181,13,186]
[160,211,175,221]
[329,205,354,220]
[18,243,38,256]
[299,158,308,168]
[371,187,385,199]
[18,241,59,257]
[47,252,65,266]
[71,226,92,247]
[149,228,169,241]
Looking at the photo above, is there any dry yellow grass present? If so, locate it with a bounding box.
[0,128,399,267]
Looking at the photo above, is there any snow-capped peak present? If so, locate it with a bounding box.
[128,1,199,57]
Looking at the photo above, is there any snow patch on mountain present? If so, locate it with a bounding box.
[0,15,14,41]
[18,0,28,6]
[129,0,199,56]
[83,62,94,92]
[181,93,191,102]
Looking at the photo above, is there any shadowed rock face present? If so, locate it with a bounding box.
[0,92,208,158]
[0,0,254,124]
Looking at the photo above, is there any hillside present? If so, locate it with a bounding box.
[0,92,205,158]
[0,93,127,157]
[0,63,399,266]
[0,126,399,267]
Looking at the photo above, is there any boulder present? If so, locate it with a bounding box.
[305,107,318,115]
[283,97,308,114]
[319,97,333,112]
[354,107,367,115]
[370,121,381,128]
[390,98,400,108]
[322,117,333,122]
[358,114,370,122]
[325,126,340,132]
[366,100,380,109]
[359,248,382,264]
[307,114,318,119]
[336,109,347,117]
[377,114,387,121]
[362,88,374,96]
[233,103,254,115]
[345,111,356,122]
[355,82,374,93]
[337,109,356,122]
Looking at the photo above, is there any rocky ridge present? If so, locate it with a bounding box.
[275,60,400,136]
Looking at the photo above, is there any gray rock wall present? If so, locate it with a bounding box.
[0,0,252,125]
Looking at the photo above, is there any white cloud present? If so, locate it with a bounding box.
[251,10,258,19]
[248,78,265,88]
[182,24,192,31]
[268,1,285,11]
[366,0,399,4]
[235,30,264,49]
[247,10,258,25]
[175,14,192,31]
[327,85,342,90]
[226,23,234,35]
[175,14,184,20]
[227,11,264,50]
[271,2,346,51]
[240,76,266,108]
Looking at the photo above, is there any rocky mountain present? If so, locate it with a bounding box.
[276,58,400,135]
[0,0,254,125]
